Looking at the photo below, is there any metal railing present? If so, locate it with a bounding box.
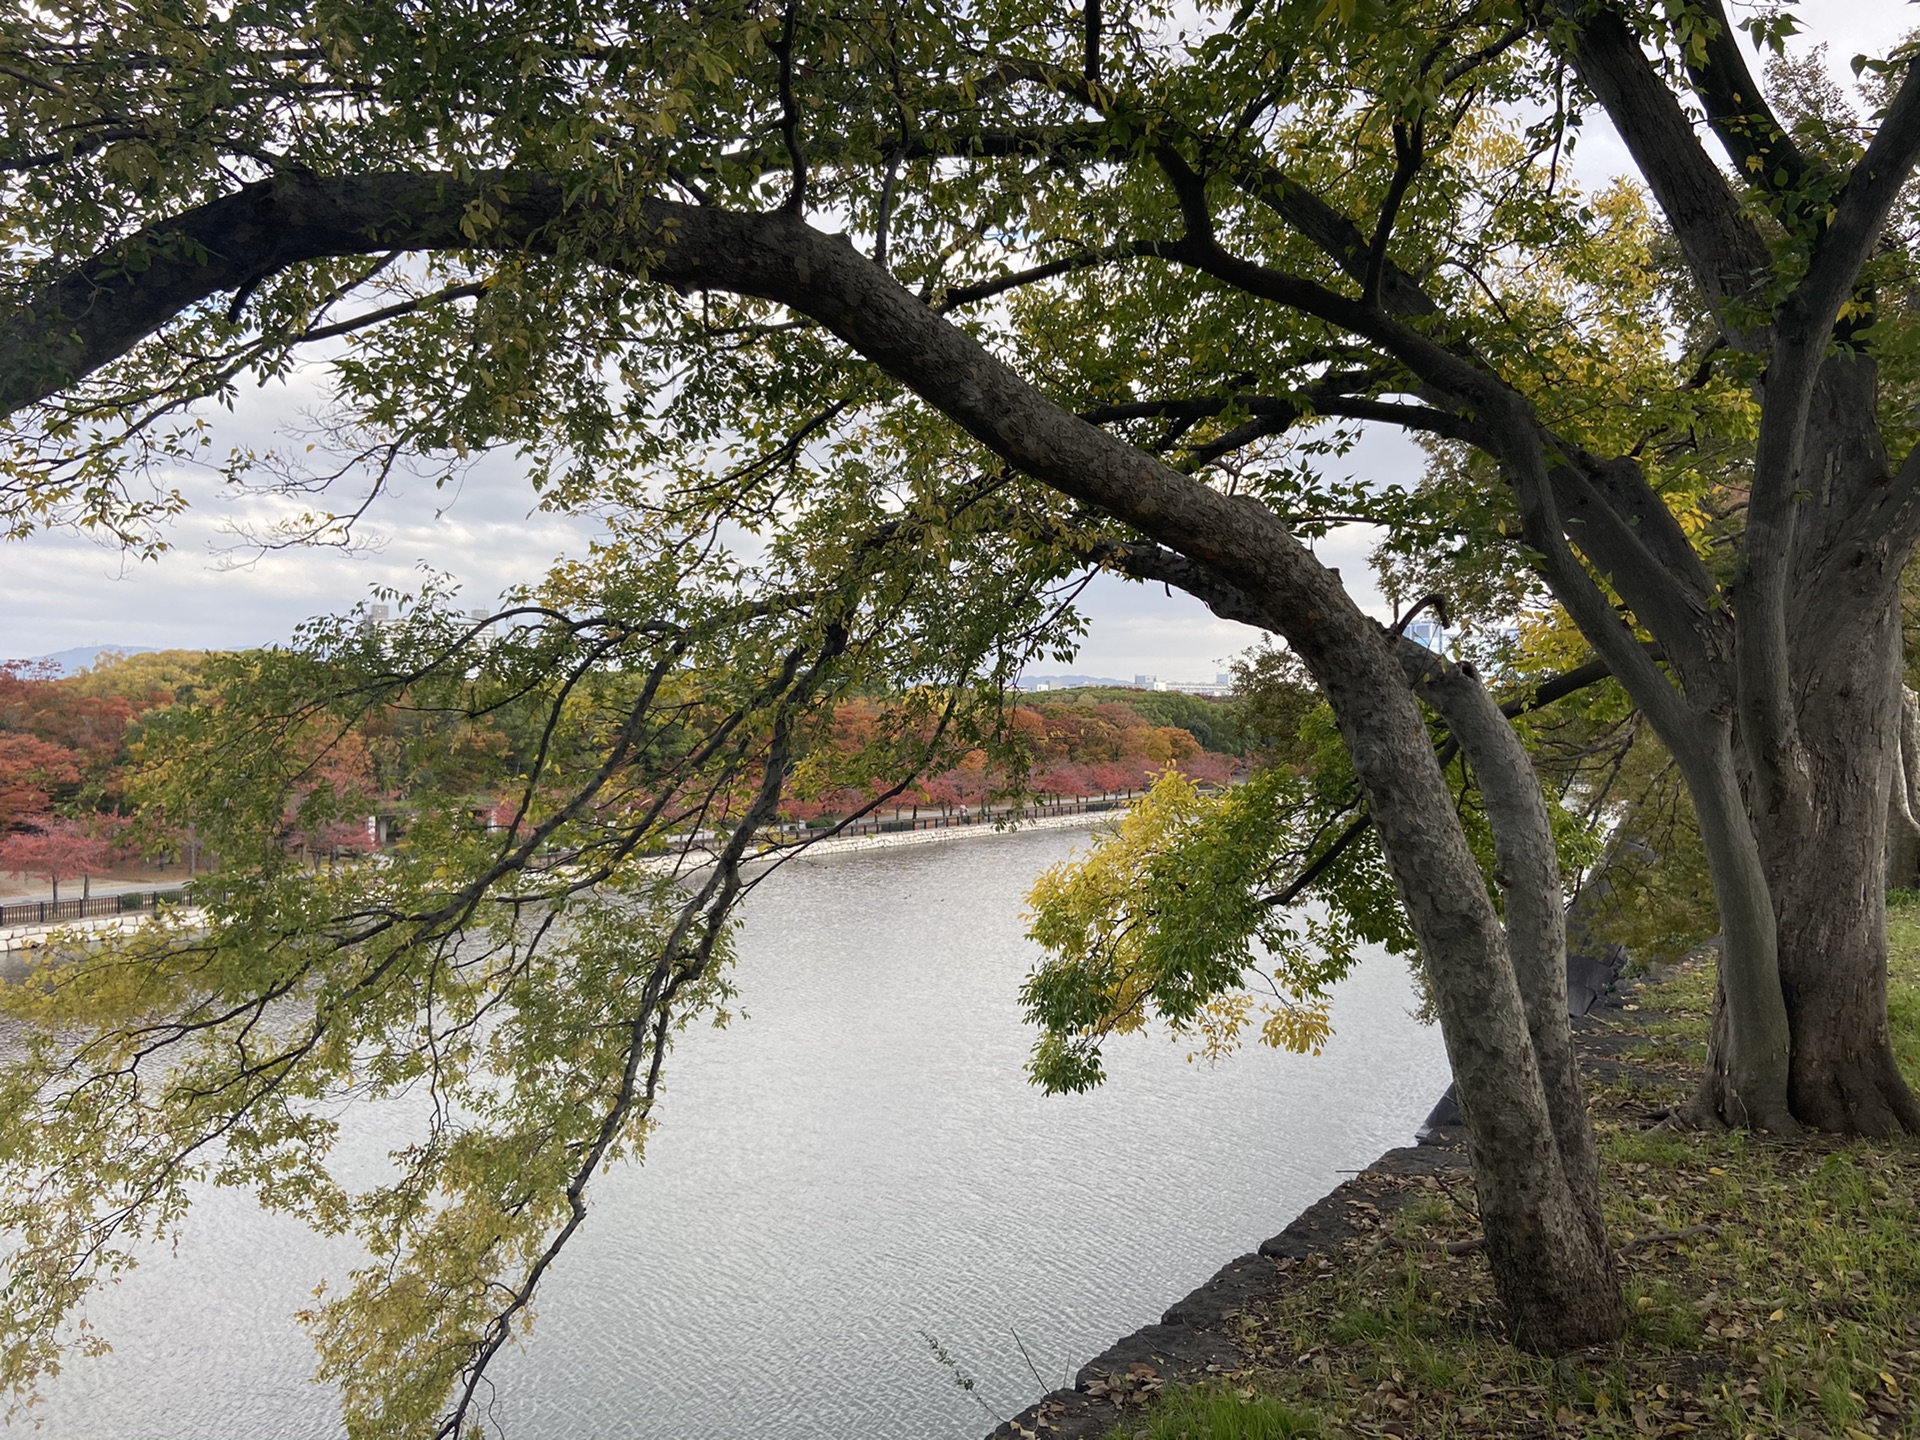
[0,888,189,930]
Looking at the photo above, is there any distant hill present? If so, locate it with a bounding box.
[22,645,158,675]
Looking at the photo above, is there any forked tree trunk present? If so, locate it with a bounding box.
[1107,562,1622,1349]
[1398,639,1617,1295]
[1116,559,1623,1349]
[1289,618,1618,1352]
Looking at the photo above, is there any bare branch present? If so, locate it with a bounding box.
[296,280,491,345]
[937,243,1172,310]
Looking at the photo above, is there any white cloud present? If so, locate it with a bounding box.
[1,367,597,659]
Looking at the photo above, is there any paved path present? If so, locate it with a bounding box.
[0,875,190,907]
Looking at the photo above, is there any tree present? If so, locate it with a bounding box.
[61,648,207,704]
[0,815,115,903]
[40,0,1920,1414]
[7,2,1919,1136]
[0,734,81,833]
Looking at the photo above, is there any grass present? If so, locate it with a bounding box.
[1125,1386,1322,1439]
[1106,904,1920,1439]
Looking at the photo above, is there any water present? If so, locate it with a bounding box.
[16,826,1450,1439]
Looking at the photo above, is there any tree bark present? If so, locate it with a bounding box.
[1670,720,1798,1131]
[1714,358,1920,1134]
[1269,611,1617,1352]
[1763,552,1920,1131]
[1105,548,1623,1349]
[1884,686,1920,891]
[1396,638,1616,1289]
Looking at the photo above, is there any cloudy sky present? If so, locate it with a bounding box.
[3,6,1910,679]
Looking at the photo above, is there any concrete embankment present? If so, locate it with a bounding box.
[980,980,1665,1440]
[0,907,205,973]
[781,808,1118,859]
[983,1134,1471,1439]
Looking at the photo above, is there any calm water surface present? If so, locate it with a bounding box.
[19,826,1449,1439]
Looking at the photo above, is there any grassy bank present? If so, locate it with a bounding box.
[1112,906,1920,1440]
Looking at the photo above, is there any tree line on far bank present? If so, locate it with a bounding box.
[0,651,1249,887]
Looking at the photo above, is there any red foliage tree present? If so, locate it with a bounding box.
[1178,752,1238,787]
[0,816,117,904]
[0,661,138,767]
[0,733,82,832]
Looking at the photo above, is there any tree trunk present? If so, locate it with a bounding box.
[1763,591,1920,1135]
[1082,564,1623,1350]
[1397,639,1617,1284]
[1291,618,1616,1352]
[1673,722,1798,1131]
[1700,356,1920,1134]
[1884,687,1920,891]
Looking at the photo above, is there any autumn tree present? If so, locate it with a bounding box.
[0,499,1141,1432]
[0,816,116,903]
[0,733,81,834]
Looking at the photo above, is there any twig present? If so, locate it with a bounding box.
[1010,1326,1047,1391]
[1617,1223,1717,1256]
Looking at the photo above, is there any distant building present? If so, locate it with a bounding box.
[1133,672,1233,697]
[1013,671,1234,696]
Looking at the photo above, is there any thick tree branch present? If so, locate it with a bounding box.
[1740,56,1920,795]
[1684,0,1827,224]
[1785,55,1920,353]
[1559,1,1772,336]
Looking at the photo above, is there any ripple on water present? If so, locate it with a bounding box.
[20,826,1449,1440]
